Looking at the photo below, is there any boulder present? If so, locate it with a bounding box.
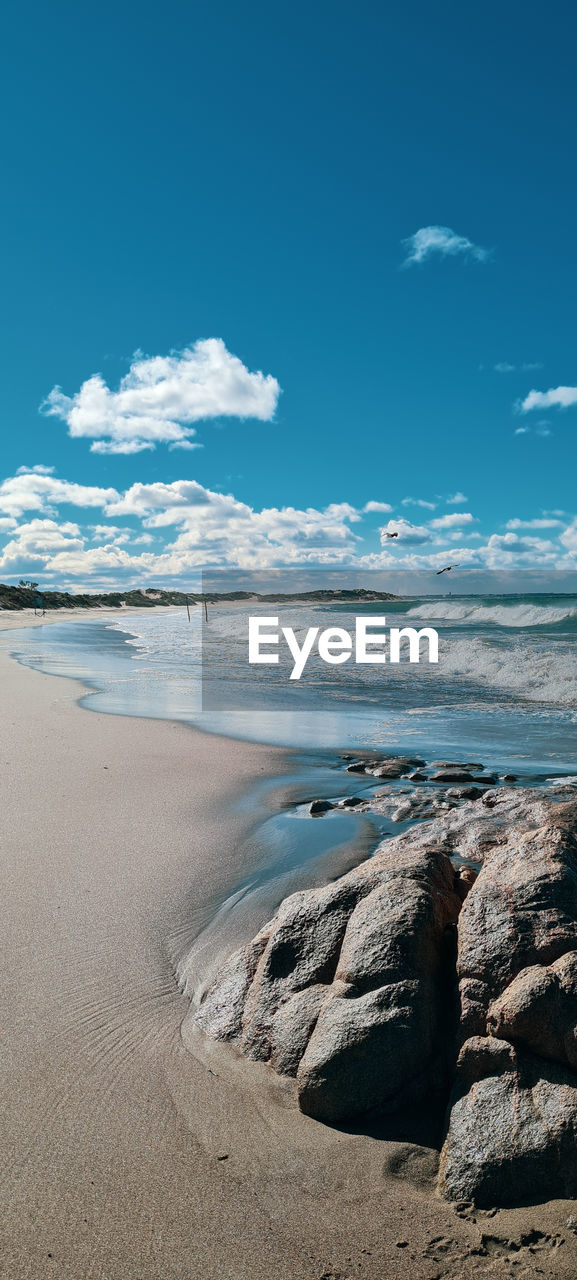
[438,796,577,1204]
[431,771,478,784]
[439,1040,577,1207]
[309,799,334,816]
[486,951,577,1068]
[194,828,461,1121]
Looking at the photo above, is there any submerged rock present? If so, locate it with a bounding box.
[309,799,334,816]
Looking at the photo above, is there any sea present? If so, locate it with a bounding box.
[4,593,577,990]
[4,593,577,773]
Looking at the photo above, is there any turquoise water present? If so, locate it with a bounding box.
[3,598,576,985]
[2,593,577,772]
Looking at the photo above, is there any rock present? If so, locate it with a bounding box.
[486,951,577,1068]
[339,796,363,808]
[407,771,427,782]
[454,798,577,1022]
[431,771,479,784]
[309,799,334,816]
[439,795,577,1205]
[346,762,366,774]
[432,762,484,771]
[446,787,484,802]
[503,774,518,782]
[455,867,478,902]
[194,787,577,1207]
[194,828,461,1122]
[439,1043,577,1207]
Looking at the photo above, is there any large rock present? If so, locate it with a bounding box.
[438,796,577,1204]
[192,786,577,1205]
[439,1038,577,1207]
[193,830,461,1121]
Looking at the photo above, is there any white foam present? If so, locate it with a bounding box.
[406,601,577,628]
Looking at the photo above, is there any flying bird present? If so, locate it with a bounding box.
[384,531,399,538]
[436,563,460,575]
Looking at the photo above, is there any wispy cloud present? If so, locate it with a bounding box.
[429,512,475,530]
[445,491,468,505]
[506,517,564,530]
[363,500,393,514]
[41,338,281,454]
[494,361,542,374]
[401,496,436,510]
[519,385,577,413]
[514,420,552,438]
[402,225,490,268]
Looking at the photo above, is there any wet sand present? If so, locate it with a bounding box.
[2,613,577,1279]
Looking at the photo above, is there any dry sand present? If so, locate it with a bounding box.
[1,610,577,1279]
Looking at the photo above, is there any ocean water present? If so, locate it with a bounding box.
[4,595,577,990]
[3,593,577,773]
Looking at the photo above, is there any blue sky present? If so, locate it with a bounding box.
[1,0,577,585]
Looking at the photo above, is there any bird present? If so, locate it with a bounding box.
[436,563,460,575]
[384,531,399,538]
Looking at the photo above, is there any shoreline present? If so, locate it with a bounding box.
[3,627,577,1276]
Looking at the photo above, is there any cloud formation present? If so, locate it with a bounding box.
[446,492,468,505]
[41,338,281,454]
[401,497,436,510]
[494,362,542,374]
[380,518,431,545]
[402,226,490,267]
[0,467,574,582]
[0,469,119,518]
[429,512,475,530]
[520,386,577,413]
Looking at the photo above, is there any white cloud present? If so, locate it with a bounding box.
[363,500,393,514]
[16,464,56,476]
[446,492,468,505]
[41,338,281,454]
[1,466,575,581]
[402,226,490,267]
[401,497,436,510]
[506,517,564,530]
[514,420,552,438]
[429,512,475,530]
[494,362,542,374]
[380,518,431,546]
[520,386,577,413]
[0,519,83,571]
[560,522,577,552]
[0,473,119,518]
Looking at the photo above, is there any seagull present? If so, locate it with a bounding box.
[436,563,460,575]
[384,531,399,538]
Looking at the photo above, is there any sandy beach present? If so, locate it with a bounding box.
[2,614,577,1279]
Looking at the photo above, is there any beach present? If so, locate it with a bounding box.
[2,613,577,1278]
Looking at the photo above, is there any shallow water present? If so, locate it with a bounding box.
[3,597,576,982]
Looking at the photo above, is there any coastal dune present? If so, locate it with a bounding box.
[1,619,577,1278]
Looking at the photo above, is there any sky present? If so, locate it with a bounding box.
[1,0,577,587]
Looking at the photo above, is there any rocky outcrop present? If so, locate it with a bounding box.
[192,783,577,1206]
[194,830,461,1122]
[438,1038,577,1207]
[438,795,577,1205]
